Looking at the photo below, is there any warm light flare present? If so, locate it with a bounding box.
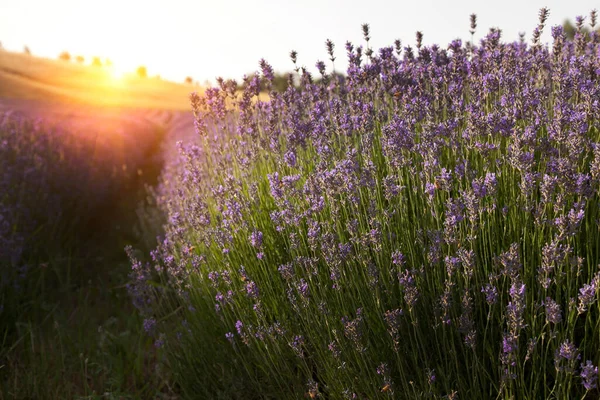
[106,63,129,81]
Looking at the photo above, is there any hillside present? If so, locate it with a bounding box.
[0,49,198,110]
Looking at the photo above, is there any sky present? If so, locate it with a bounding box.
[0,0,597,84]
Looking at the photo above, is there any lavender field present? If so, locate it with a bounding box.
[3,8,600,400]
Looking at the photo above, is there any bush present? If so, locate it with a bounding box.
[136,66,147,79]
[75,55,85,64]
[130,9,600,399]
[91,56,102,67]
[58,51,71,61]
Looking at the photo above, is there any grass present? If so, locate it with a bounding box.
[0,167,174,399]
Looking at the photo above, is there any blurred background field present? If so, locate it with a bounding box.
[0,46,195,399]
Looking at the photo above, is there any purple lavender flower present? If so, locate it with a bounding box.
[245,281,260,299]
[496,243,522,278]
[580,360,598,390]
[577,281,597,314]
[500,334,519,382]
[328,341,341,359]
[398,270,419,310]
[143,318,157,335]
[284,150,297,167]
[444,256,461,276]
[208,271,220,287]
[306,379,319,398]
[555,339,580,373]
[296,278,309,298]
[482,283,498,305]
[235,320,244,336]
[507,281,527,333]
[391,251,405,266]
[315,60,326,76]
[290,335,305,357]
[544,297,563,324]
[342,308,365,352]
[427,369,436,385]
[154,334,165,349]
[425,182,436,199]
[249,230,263,248]
[259,58,274,82]
[503,335,517,355]
[278,263,294,280]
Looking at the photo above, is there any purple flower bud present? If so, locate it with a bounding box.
[143,318,157,335]
[391,251,405,266]
[315,60,326,76]
[235,320,244,336]
[246,281,260,299]
[482,283,498,305]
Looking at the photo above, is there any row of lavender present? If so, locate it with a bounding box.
[0,110,145,314]
[130,10,600,399]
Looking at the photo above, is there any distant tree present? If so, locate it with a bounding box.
[136,66,147,78]
[59,51,71,61]
[91,56,102,67]
[272,73,292,92]
[105,58,113,67]
[185,76,193,84]
[23,46,31,55]
[75,55,85,64]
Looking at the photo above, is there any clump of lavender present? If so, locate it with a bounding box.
[131,9,600,399]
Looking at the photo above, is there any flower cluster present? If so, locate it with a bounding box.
[131,9,600,399]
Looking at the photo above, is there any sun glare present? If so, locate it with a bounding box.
[108,64,128,80]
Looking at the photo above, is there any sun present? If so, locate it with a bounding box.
[107,63,129,80]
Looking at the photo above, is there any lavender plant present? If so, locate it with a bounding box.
[131,9,600,399]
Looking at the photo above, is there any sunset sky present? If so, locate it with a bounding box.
[0,0,597,84]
